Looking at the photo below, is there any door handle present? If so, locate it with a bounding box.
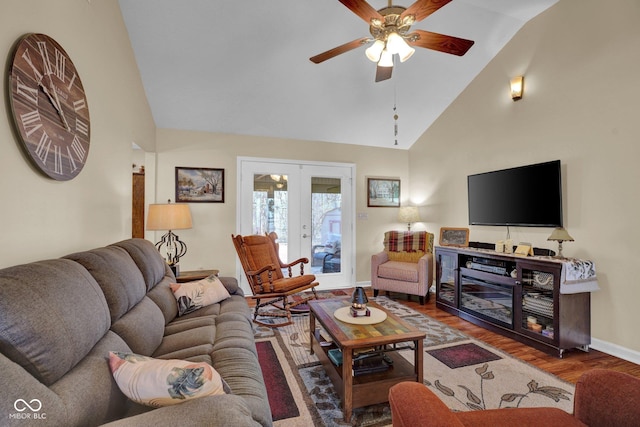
[302,234,309,238]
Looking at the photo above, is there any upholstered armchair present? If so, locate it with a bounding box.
[371,231,434,305]
[389,369,640,427]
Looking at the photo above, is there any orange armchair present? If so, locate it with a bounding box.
[371,231,434,304]
[389,369,640,427]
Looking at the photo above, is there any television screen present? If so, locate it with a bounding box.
[467,160,563,227]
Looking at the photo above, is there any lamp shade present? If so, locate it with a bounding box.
[378,49,393,67]
[398,206,420,224]
[365,40,385,62]
[547,227,574,242]
[146,203,192,231]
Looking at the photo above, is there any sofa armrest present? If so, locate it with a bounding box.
[219,276,241,295]
[389,382,464,427]
[371,251,389,288]
[101,394,263,427]
[418,252,434,291]
[574,368,640,427]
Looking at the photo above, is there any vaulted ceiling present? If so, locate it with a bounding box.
[119,0,558,150]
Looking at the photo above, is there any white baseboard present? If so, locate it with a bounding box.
[590,338,640,365]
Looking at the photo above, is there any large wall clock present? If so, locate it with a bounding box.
[8,33,90,181]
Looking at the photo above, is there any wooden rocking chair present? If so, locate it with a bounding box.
[232,232,318,327]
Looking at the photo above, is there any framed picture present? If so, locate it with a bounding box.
[367,178,400,207]
[439,227,470,247]
[175,167,224,203]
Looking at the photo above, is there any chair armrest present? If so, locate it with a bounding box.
[280,257,310,277]
[574,368,640,426]
[418,252,434,291]
[246,264,277,278]
[389,382,464,427]
[370,251,389,289]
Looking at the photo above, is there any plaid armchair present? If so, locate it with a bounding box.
[370,231,434,305]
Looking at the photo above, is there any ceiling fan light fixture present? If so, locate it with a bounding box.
[385,32,406,55]
[398,44,415,63]
[365,39,385,62]
[378,49,393,67]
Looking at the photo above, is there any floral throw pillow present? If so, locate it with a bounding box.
[170,274,230,316]
[108,351,229,407]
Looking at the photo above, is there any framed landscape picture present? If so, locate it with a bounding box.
[367,177,400,207]
[175,167,224,203]
[439,227,470,247]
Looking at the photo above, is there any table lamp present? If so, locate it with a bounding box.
[547,227,574,258]
[398,206,420,231]
[146,199,192,276]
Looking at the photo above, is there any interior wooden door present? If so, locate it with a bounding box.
[132,172,145,238]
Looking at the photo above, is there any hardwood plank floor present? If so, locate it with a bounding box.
[248,288,640,384]
[371,290,640,383]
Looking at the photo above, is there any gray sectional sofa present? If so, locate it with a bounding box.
[0,238,272,426]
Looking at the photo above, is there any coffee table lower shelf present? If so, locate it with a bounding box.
[311,330,418,411]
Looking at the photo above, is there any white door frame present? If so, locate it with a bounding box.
[236,156,356,294]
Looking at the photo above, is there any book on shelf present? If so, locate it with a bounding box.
[327,349,391,375]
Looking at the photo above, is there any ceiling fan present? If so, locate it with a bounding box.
[310,0,475,82]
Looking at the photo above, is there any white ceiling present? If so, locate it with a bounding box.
[118,0,558,150]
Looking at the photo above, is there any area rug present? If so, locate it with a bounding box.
[254,293,575,426]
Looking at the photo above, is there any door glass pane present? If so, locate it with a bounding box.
[310,177,341,274]
[253,174,288,261]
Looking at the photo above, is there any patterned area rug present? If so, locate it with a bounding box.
[254,292,575,426]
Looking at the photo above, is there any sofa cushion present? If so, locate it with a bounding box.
[170,275,230,316]
[108,351,229,407]
[153,325,216,360]
[378,260,419,282]
[65,246,147,323]
[0,259,111,386]
[111,297,165,356]
[111,238,173,292]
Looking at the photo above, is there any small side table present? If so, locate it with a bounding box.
[176,269,219,283]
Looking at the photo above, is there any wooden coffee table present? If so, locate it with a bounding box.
[309,298,425,422]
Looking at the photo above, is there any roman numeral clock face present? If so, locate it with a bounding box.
[8,33,90,181]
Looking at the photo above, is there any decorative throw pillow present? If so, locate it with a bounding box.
[108,351,230,407]
[388,250,426,263]
[170,274,230,316]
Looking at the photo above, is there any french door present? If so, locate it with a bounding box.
[238,158,355,291]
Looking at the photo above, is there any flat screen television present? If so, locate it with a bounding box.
[467,160,563,227]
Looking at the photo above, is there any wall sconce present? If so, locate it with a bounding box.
[398,206,421,231]
[510,76,524,100]
[146,199,193,276]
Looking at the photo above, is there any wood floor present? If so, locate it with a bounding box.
[248,288,640,383]
[369,290,640,383]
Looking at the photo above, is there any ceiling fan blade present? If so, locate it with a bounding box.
[400,0,452,22]
[410,29,474,56]
[310,37,369,64]
[338,0,384,23]
[375,65,393,82]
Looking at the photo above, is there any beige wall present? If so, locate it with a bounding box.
[153,129,410,282]
[0,0,155,267]
[409,0,640,356]
[1,0,638,360]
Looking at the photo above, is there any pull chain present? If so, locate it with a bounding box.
[393,104,398,146]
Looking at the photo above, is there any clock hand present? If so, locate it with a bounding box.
[47,76,71,131]
[37,76,71,131]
